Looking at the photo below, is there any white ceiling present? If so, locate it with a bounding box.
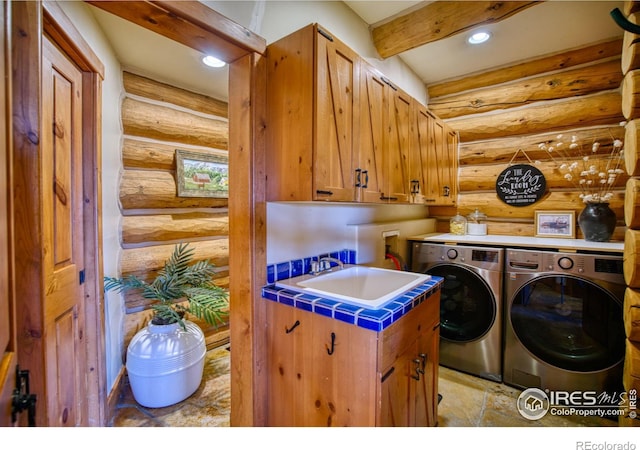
[88,1,626,101]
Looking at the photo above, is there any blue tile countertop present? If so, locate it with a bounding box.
[262,276,443,333]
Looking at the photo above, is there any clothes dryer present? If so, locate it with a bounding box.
[503,248,625,393]
[411,243,504,382]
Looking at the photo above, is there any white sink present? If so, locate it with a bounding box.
[275,265,431,309]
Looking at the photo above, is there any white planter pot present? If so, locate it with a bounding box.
[126,319,206,408]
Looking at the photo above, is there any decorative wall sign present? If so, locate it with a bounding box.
[495,164,546,206]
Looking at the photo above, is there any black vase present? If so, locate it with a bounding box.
[577,202,616,242]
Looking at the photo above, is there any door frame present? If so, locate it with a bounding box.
[84,0,268,426]
[12,1,268,425]
[11,1,105,426]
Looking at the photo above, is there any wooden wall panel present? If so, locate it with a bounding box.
[117,71,230,333]
[429,40,626,238]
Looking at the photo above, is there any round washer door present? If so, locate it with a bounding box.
[426,264,496,343]
[509,274,624,372]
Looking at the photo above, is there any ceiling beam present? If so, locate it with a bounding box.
[85,1,266,63]
[371,1,542,59]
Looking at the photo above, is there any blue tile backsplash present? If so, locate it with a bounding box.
[266,249,357,284]
[262,249,442,332]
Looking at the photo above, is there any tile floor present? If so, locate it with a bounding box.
[110,347,616,427]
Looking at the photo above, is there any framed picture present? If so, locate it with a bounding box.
[176,149,228,198]
[534,210,576,239]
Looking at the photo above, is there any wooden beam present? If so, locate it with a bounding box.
[429,38,622,98]
[372,1,541,59]
[85,1,266,63]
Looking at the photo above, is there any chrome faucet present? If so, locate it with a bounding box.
[310,257,344,275]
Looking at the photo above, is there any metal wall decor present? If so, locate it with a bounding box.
[496,149,546,207]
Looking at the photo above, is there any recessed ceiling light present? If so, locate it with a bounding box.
[467,31,491,45]
[202,55,226,68]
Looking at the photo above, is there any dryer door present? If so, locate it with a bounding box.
[509,274,624,372]
[426,264,496,343]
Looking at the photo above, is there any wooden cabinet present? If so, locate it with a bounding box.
[265,290,440,427]
[266,24,360,202]
[412,102,458,205]
[266,23,457,205]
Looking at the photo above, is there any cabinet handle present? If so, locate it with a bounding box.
[419,353,427,369]
[355,168,361,187]
[380,194,398,201]
[411,180,420,195]
[424,198,436,202]
[362,170,368,188]
[316,190,333,196]
[381,366,395,383]
[443,185,450,197]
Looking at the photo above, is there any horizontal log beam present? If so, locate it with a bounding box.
[448,91,623,142]
[120,169,228,210]
[120,239,229,278]
[372,1,539,59]
[622,12,640,74]
[456,190,625,220]
[625,288,640,342]
[459,125,625,166]
[626,178,640,229]
[122,97,228,149]
[429,60,622,120]
[459,161,629,193]
[428,38,622,98]
[121,212,229,246]
[623,69,640,120]
[123,71,228,118]
[625,228,640,288]
[121,137,226,171]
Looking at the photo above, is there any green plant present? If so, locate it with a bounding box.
[104,243,229,330]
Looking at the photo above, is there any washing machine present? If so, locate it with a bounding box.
[503,248,625,393]
[411,242,504,382]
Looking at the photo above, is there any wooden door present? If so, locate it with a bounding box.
[0,1,16,427]
[314,27,359,202]
[379,346,413,426]
[384,85,411,203]
[426,116,457,205]
[358,64,385,203]
[40,35,87,426]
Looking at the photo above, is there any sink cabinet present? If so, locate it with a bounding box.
[265,290,440,426]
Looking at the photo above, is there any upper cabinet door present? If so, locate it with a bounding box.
[384,82,411,203]
[358,63,385,203]
[416,103,457,206]
[313,28,360,202]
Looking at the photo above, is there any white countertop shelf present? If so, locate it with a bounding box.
[407,233,624,253]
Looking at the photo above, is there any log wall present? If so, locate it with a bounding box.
[427,38,627,240]
[117,72,230,348]
[620,1,640,428]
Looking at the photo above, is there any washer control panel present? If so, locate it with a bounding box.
[412,243,503,272]
[506,248,623,284]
